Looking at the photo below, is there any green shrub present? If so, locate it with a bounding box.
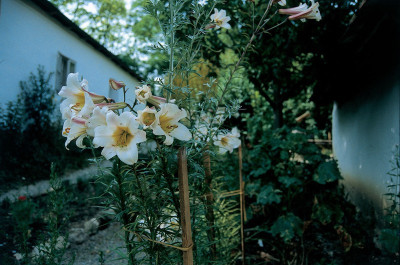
[0,66,89,190]
[242,126,372,264]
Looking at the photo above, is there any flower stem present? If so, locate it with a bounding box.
[167,0,175,103]
[205,0,276,145]
[114,160,135,265]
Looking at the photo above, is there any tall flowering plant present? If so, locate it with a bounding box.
[58,0,321,264]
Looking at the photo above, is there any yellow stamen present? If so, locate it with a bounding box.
[139,90,147,97]
[112,126,134,147]
[63,127,70,136]
[215,19,223,26]
[221,136,229,146]
[142,112,156,126]
[159,114,178,133]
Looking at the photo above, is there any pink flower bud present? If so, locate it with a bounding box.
[109,78,126,90]
[205,23,216,30]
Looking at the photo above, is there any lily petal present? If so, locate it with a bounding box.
[170,123,192,141]
[116,144,138,165]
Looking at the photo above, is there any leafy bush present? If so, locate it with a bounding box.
[0,66,89,190]
[242,125,374,264]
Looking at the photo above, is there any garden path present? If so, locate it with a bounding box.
[65,222,126,265]
[0,161,112,203]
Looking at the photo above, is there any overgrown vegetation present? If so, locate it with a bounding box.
[1,1,398,264]
[379,146,400,254]
[0,66,89,191]
[240,126,374,264]
[0,172,103,264]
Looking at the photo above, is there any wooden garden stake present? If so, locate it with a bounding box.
[178,147,194,265]
[239,145,245,265]
[203,146,217,259]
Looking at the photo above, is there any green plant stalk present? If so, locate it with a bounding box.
[167,0,175,102]
[114,161,135,265]
[204,0,278,145]
[88,138,106,178]
[157,141,181,222]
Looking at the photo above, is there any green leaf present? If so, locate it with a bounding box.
[270,213,303,242]
[257,185,282,205]
[313,160,342,184]
[380,228,400,254]
[312,203,334,225]
[250,167,268,178]
[245,180,261,198]
[278,176,302,188]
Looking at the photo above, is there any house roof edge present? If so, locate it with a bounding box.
[27,0,142,81]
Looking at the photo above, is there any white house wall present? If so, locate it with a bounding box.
[0,0,139,107]
[332,84,400,221]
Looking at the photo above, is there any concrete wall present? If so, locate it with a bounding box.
[0,0,139,107]
[332,83,400,221]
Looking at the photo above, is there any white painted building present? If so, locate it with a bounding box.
[327,0,400,223]
[0,0,141,106]
[333,85,400,220]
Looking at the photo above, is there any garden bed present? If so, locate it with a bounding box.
[1,171,398,265]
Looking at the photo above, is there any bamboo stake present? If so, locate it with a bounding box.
[239,145,245,265]
[178,147,193,265]
[203,146,217,259]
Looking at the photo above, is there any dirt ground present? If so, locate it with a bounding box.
[65,222,126,265]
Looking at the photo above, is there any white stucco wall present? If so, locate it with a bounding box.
[332,84,400,218]
[0,0,139,107]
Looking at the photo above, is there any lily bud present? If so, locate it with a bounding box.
[205,23,216,30]
[109,78,126,90]
[147,96,175,109]
[96,102,128,110]
[81,87,107,103]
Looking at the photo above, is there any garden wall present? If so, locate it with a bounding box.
[332,83,400,223]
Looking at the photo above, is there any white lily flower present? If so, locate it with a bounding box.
[58,73,105,113]
[194,112,212,140]
[61,104,74,136]
[63,93,95,149]
[198,0,207,6]
[151,103,192,145]
[135,85,152,104]
[60,99,78,120]
[274,0,287,6]
[86,106,109,137]
[77,92,96,119]
[279,1,321,22]
[230,127,240,138]
[93,111,146,165]
[214,127,241,154]
[195,120,208,139]
[210,9,231,29]
[215,107,226,124]
[65,117,88,149]
[137,106,157,129]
